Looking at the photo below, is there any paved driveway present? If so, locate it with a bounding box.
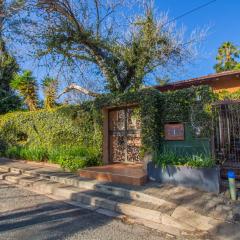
[1,180,240,240]
[0,180,180,240]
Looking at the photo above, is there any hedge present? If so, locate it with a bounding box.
[0,103,102,171]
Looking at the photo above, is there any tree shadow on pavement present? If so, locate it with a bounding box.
[0,200,114,240]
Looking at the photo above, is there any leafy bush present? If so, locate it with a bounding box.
[0,104,103,171]
[217,89,240,100]
[153,149,184,167]
[154,149,215,168]
[47,146,102,171]
[3,145,102,171]
[5,146,47,162]
[183,154,215,168]
[0,104,101,150]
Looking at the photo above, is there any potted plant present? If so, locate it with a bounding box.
[147,149,220,193]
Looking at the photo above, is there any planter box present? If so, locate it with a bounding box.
[147,162,220,193]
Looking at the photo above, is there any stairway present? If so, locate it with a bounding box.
[0,163,221,237]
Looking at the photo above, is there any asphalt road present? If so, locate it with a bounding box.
[0,180,184,240]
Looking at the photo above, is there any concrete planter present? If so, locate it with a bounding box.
[147,162,220,193]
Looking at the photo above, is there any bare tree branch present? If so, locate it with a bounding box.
[58,83,100,98]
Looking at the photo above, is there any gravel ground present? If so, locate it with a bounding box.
[0,180,195,240]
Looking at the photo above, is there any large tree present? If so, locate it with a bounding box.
[34,0,203,96]
[214,42,240,73]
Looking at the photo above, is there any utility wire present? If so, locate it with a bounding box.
[164,0,217,26]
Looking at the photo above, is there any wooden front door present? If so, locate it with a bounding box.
[109,107,142,163]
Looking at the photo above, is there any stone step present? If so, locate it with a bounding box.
[0,171,219,235]
[1,172,174,218]
[0,164,175,209]
[78,166,147,186]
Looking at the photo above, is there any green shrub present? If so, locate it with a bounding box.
[5,146,47,161]
[3,145,102,171]
[0,139,7,154]
[154,149,215,168]
[47,146,89,163]
[162,85,215,138]
[47,146,102,171]
[153,149,183,167]
[0,104,100,149]
[58,156,87,171]
[183,154,215,168]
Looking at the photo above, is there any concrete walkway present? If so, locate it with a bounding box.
[0,158,239,239]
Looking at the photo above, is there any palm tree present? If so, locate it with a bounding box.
[42,77,58,109]
[10,70,38,111]
[214,42,240,73]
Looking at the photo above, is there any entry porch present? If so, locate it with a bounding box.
[79,163,147,186]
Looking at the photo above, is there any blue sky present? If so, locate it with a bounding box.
[155,0,240,80]
[20,0,240,91]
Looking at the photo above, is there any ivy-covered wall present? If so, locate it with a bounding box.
[0,85,215,169]
[95,85,214,157]
[94,88,164,154]
[162,124,211,156]
[160,85,214,156]
[162,85,214,135]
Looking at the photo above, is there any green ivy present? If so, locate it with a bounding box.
[94,88,164,154]
[0,85,215,168]
[161,85,215,137]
